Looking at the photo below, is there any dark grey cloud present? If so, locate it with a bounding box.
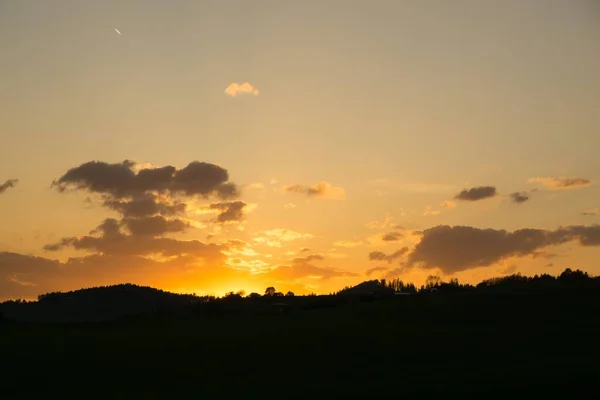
[381,231,403,242]
[122,216,191,237]
[368,247,409,263]
[0,179,18,194]
[406,224,600,274]
[52,160,238,200]
[45,218,225,261]
[104,194,187,218]
[209,201,247,223]
[44,160,243,268]
[454,186,497,201]
[510,192,529,204]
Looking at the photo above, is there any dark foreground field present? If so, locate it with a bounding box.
[3,292,600,398]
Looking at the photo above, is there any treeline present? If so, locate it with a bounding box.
[1,268,598,323]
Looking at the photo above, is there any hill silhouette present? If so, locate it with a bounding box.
[0,283,203,323]
[2,268,600,396]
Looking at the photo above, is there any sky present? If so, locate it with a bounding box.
[1,0,599,301]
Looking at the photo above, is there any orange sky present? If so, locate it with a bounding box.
[0,0,599,301]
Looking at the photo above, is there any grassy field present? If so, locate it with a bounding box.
[3,292,599,398]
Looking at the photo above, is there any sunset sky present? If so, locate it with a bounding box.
[1,0,599,301]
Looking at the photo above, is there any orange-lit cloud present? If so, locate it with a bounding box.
[333,239,363,248]
[441,200,456,209]
[224,82,259,97]
[364,213,402,230]
[265,255,357,281]
[365,266,389,276]
[253,228,313,248]
[422,205,442,216]
[528,177,592,190]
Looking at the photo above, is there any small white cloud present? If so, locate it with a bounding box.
[225,82,259,97]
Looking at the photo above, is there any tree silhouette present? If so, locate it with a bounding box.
[264,287,276,297]
[425,275,443,289]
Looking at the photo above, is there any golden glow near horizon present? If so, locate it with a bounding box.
[1,1,599,301]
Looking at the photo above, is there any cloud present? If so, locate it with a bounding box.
[224,82,259,97]
[441,200,456,209]
[510,192,530,204]
[42,160,246,275]
[121,216,191,236]
[380,231,403,242]
[454,186,497,201]
[266,255,357,281]
[405,224,600,274]
[364,214,400,230]
[582,208,600,216]
[333,240,363,248]
[209,201,248,223]
[422,205,441,216]
[365,266,389,276]
[0,179,18,194]
[368,247,409,263]
[284,203,297,209]
[253,229,313,247]
[104,194,187,218]
[280,182,345,200]
[528,177,592,190]
[291,254,325,263]
[44,218,225,262]
[52,160,238,200]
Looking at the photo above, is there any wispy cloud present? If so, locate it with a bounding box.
[253,229,313,248]
[582,208,600,216]
[441,200,456,209]
[0,179,18,194]
[279,182,345,200]
[224,82,259,97]
[528,177,592,190]
[333,240,363,248]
